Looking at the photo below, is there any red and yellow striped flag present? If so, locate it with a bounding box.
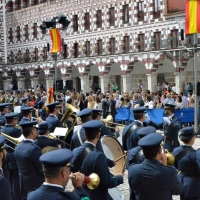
[49,28,62,53]
[185,0,200,34]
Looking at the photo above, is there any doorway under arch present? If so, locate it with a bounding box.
[25,70,32,89]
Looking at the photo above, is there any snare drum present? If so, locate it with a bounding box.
[101,136,125,175]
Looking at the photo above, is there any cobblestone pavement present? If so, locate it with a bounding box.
[67,128,200,200]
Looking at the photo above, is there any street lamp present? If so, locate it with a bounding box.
[39,14,71,94]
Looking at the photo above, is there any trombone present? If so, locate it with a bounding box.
[102,113,126,128]
[48,134,71,148]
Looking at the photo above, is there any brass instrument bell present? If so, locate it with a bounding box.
[165,149,175,166]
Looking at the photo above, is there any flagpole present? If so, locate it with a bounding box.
[193,33,199,132]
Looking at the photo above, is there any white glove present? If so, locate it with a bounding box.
[163,117,171,125]
[145,113,150,121]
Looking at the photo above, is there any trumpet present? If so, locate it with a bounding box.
[1,132,21,145]
[69,173,100,190]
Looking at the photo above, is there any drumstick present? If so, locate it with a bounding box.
[115,152,128,162]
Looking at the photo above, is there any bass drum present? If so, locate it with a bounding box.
[101,136,125,175]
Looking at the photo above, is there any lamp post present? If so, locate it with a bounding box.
[39,14,70,94]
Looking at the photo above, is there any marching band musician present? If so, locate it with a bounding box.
[148,103,181,152]
[172,127,200,200]
[34,122,58,149]
[91,109,120,138]
[27,149,90,200]
[0,135,12,200]
[0,103,9,126]
[128,133,183,200]
[122,107,146,151]
[71,120,124,200]
[13,90,20,108]
[14,121,44,200]
[57,98,66,119]
[0,90,5,103]
[35,101,47,121]
[1,113,22,200]
[8,91,15,112]
[20,97,30,119]
[20,107,33,123]
[5,90,10,103]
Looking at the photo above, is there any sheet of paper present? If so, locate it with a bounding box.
[51,127,68,137]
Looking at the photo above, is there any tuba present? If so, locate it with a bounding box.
[60,104,78,138]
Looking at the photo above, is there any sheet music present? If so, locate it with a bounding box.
[51,127,68,137]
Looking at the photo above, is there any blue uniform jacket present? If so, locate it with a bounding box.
[71,142,123,200]
[173,145,200,199]
[34,136,58,149]
[71,126,115,168]
[0,173,12,200]
[1,125,22,152]
[27,184,89,200]
[14,140,44,200]
[20,118,30,123]
[149,115,181,152]
[0,114,6,126]
[46,115,63,133]
[38,108,47,121]
[128,159,183,200]
[122,121,143,151]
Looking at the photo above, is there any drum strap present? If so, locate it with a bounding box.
[75,146,96,171]
[133,149,143,164]
[175,146,194,163]
[124,124,141,141]
[77,130,83,145]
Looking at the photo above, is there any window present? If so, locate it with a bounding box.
[35,48,38,61]
[85,13,90,30]
[9,28,13,42]
[123,4,129,23]
[63,44,67,59]
[124,36,130,53]
[97,10,102,28]
[109,7,115,26]
[24,49,30,63]
[85,41,90,56]
[10,51,14,63]
[110,38,115,54]
[18,0,21,10]
[16,26,20,41]
[18,50,22,62]
[73,15,78,32]
[34,0,39,5]
[25,25,29,40]
[33,23,37,38]
[154,0,160,19]
[171,30,179,48]
[74,43,79,58]
[138,1,144,21]
[138,34,145,51]
[154,32,161,50]
[44,47,47,61]
[25,0,29,8]
[97,40,102,55]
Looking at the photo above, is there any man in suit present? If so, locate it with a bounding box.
[83,92,89,109]
[35,121,58,149]
[14,121,44,200]
[27,149,89,200]
[148,103,181,152]
[20,107,33,123]
[0,135,12,200]
[128,133,183,200]
[71,120,123,200]
[108,94,117,123]
[1,113,22,200]
[122,107,146,151]
[173,127,200,200]
[0,103,9,126]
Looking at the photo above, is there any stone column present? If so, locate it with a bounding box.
[31,78,39,89]
[121,74,133,93]
[99,75,110,93]
[3,79,11,90]
[146,73,157,92]
[46,78,54,90]
[80,76,90,93]
[174,72,186,94]
[17,78,25,89]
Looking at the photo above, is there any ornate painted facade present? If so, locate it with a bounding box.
[0,0,200,93]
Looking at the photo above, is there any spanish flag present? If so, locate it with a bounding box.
[185,0,200,35]
[49,28,62,53]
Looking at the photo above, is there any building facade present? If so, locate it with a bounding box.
[0,0,200,93]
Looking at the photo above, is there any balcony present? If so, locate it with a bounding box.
[165,0,185,16]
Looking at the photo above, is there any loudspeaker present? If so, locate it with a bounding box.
[181,29,184,41]
[56,80,63,91]
[197,82,200,96]
[66,80,73,90]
